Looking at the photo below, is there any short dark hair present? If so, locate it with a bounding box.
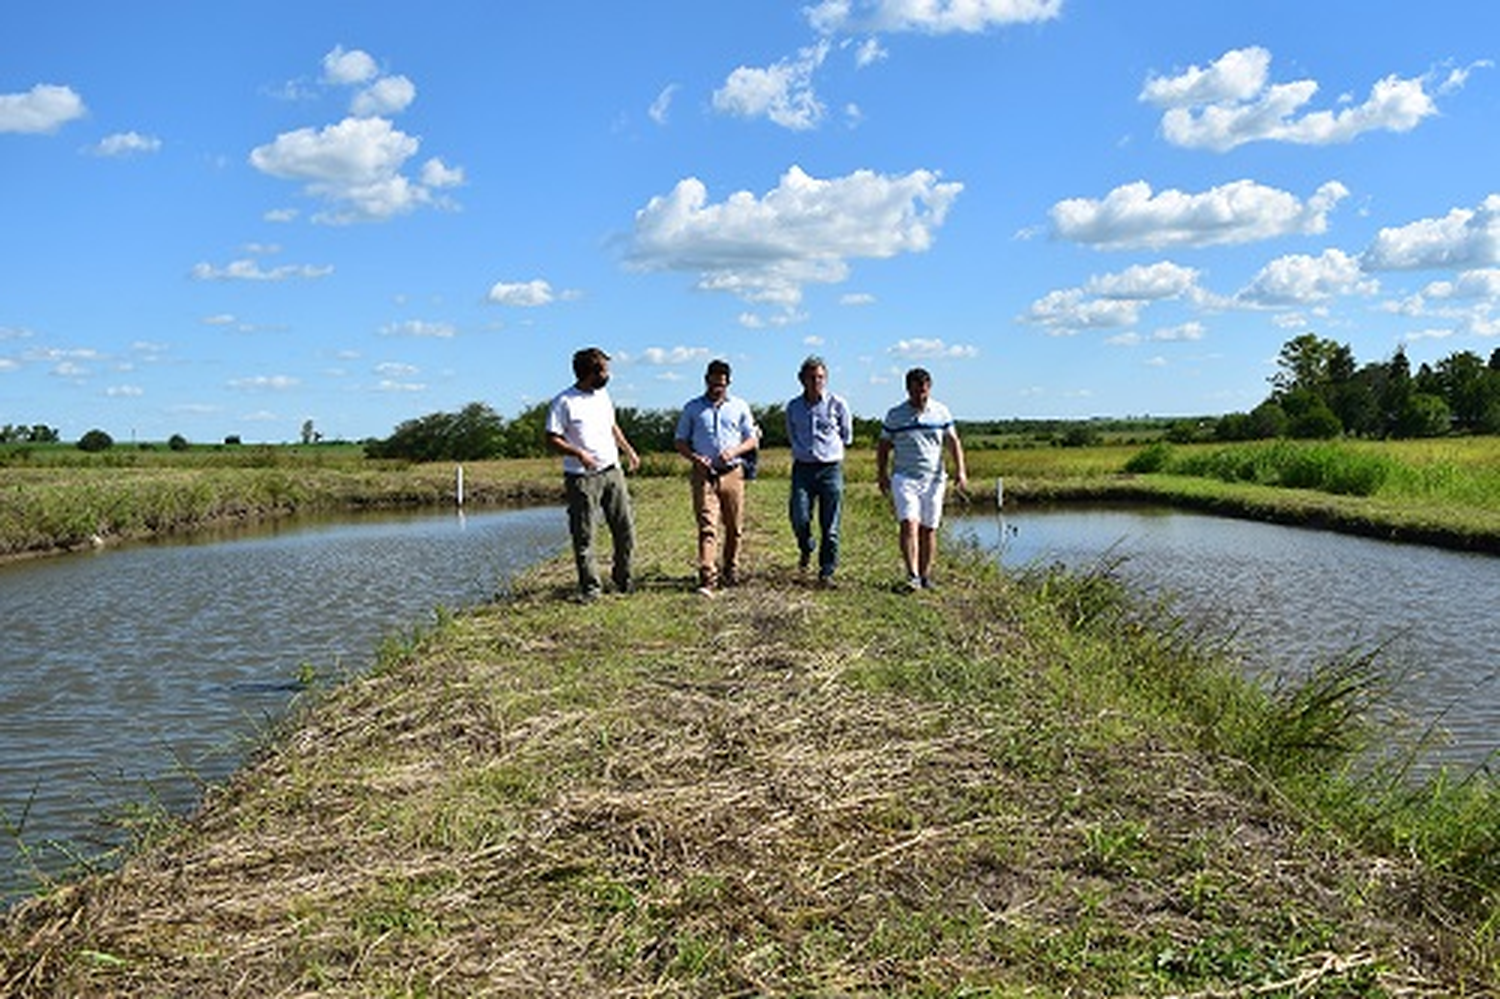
[706,358,732,381]
[798,355,826,380]
[572,347,609,381]
[905,367,932,389]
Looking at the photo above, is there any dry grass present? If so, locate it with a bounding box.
[1,479,1492,996]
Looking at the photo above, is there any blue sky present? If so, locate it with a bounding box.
[4,1,1498,443]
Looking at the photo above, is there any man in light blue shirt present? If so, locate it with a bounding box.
[876,367,968,591]
[674,359,759,595]
[785,356,853,587]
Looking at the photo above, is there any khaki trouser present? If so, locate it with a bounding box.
[689,464,744,587]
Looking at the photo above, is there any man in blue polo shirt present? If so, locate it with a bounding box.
[674,359,760,596]
[876,367,968,592]
[785,356,853,588]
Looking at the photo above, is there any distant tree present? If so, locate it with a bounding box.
[499,402,550,458]
[31,424,59,443]
[1391,393,1451,439]
[224,435,242,446]
[77,428,114,452]
[300,419,319,445]
[611,407,675,454]
[168,433,190,451]
[365,402,506,461]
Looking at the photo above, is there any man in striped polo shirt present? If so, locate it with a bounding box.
[876,367,968,592]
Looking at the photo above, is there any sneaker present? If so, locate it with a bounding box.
[722,568,739,587]
[695,585,716,599]
[919,576,936,590]
[798,550,812,573]
[901,576,921,593]
[816,575,837,590]
[577,587,602,604]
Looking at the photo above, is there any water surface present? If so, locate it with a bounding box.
[1,506,565,900]
[953,505,1500,773]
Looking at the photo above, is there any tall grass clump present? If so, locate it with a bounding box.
[1138,440,1397,496]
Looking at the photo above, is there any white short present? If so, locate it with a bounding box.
[891,473,947,529]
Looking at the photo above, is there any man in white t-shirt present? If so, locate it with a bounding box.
[876,367,968,591]
[545,347,641,602]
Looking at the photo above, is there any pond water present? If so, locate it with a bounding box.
[0,506,566,902]
[952,505,1500,775]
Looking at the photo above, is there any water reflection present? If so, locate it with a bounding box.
[0,506,565,901]
[952,506,1500,774]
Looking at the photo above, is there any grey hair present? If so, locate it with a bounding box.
[798,355,827,379]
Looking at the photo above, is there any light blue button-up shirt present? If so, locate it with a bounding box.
[786,391,853,463]
[675,392,757,469]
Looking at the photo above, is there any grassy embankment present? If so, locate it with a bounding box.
[2,440,1499,994]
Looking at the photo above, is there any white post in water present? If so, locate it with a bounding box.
[456,464,465,507]
[995,476,1004,510]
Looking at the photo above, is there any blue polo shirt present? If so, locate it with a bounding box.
[675,392,757,470]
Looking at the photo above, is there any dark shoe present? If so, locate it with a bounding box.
[920,576,936,590]
[899,576,920,594]
[577,587,602,604]
[721,568,739,587]
[817,575,837,590]
[798,550,811,573]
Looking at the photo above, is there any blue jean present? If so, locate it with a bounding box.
[789,460,844,578]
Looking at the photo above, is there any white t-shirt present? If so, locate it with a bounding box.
[546,384,621,475]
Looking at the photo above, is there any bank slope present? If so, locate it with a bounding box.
[1,478,1489,996]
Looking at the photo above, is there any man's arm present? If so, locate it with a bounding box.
[876,438,893,494]
[547,431,597,470]
[945,428,968,492]
[612,424,640,473]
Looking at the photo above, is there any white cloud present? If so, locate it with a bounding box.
[352,74,416,117]
[420,157,464,188]
[487,279,556,307]
[1141,46,1270,107]
[375,361,420,376]
[1142,47,1442,152]
[322,46,379,86]
[1361,195,1500,271]
[1084,261,1199,300]
[249,116,457,224]
[229,375,301,391]
[89,131,162,157]
[1422,269,1500,301]
[1022,261,1202,336]
[890,337,978,359]
[853,38,888,67]
[1151,321,1206,342]
[105,385,144,397]
[1051,179,1348,250]
[712,42,830,130]
[807,0,1063,35]
[380,320,457,338]
[1235,249,1378,307]
[0,84,86,134]
[638,346,711,365]
[1022,288,1146,334]
[649,84,679,125]
[627,165,962,312]
[841,292,876,306]
[190,259,334,281]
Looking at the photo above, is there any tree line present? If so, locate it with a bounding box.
[1212,334,1500,441]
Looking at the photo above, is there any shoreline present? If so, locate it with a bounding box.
[2,475,1496,994]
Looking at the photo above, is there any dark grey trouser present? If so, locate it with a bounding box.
[564,465,634,595]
